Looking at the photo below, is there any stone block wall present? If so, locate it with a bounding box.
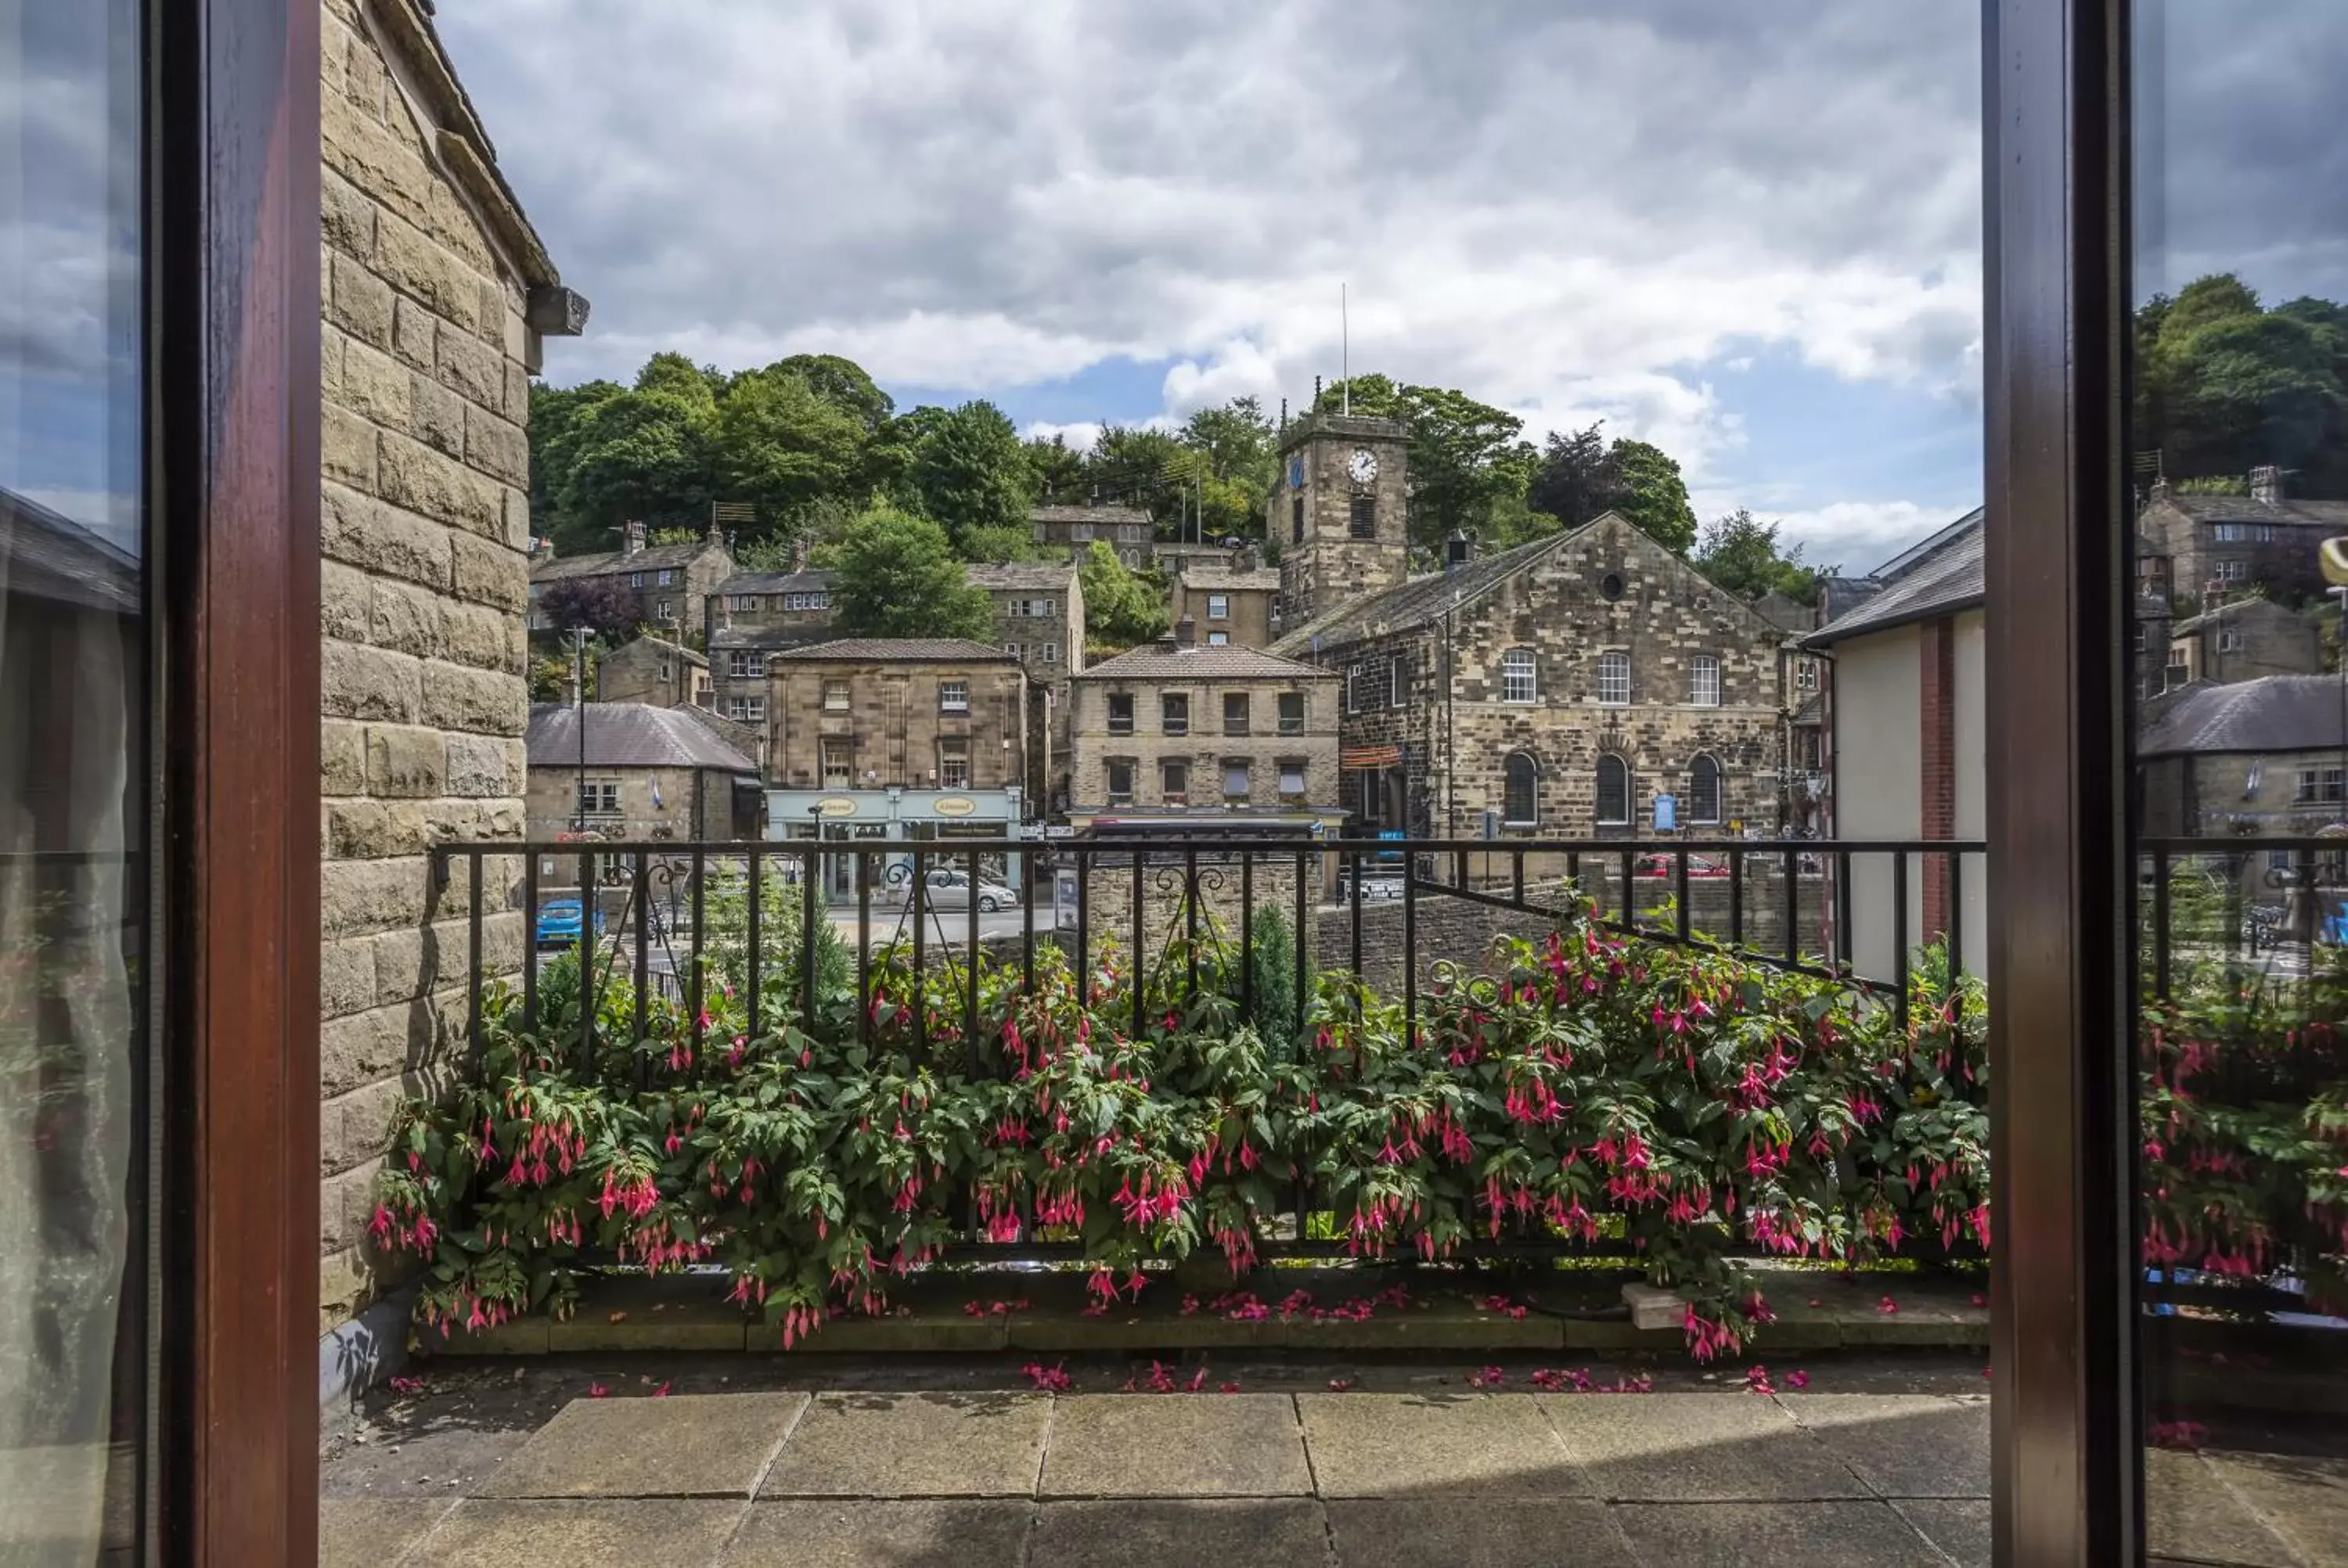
[318,0,535,1329]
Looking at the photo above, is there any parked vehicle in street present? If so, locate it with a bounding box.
[534,897,603,949]
[1633,853,1730,879]
[916,866,1020,913]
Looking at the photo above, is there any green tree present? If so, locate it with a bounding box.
[769,353,895,433]
[1526,423,1615,528]
[538,575,646,640]
[1078,539,1169,649]
[528,379,623,545]
[1692,509,1825,602]
[2136,273,2348,493]
[715,365,870,539]
[1609,440,1698,554]
[553,386,721,548]
[1085,423,1188,533]
[634,351,727,408]
[1023,434,1087,504]
[830,507,997,640]
[910,400,1035,555]
[1313,376,1537,552]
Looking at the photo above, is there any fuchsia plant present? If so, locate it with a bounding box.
[370,892,1993,1362]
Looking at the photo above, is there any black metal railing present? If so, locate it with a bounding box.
[434,834,1987,1063]
[2142,835,2348,998]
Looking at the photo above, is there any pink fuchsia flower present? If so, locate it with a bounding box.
[2150,1420,2209,1451]
[1468,1365,1507,1390]
[588,1383,608,1398]
[1325,1376,1355,1392]
[387,1374,425,1396]
[1218,1381,1241,1394]
[1785,1370,1810,1390]
[1878,1296,1900,1314]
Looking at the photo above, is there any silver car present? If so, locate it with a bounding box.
[917,866,1019,912]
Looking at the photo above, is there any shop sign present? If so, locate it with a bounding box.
[816,796,859,818]
[933,796,977,817]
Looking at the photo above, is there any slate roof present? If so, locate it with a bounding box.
[1806,512,1984,646]
[2140,674,2348,757]
[1179,566,1284,592]
[967,562,1077,591]
[2152,492,2348,528]
[530,541,713,584]
[526,703,757,771]
[2170,598,2307,635]
[1032,505,1152,527]
[1267,532,1565,658]
[717,569,833,595]
[1076,642,1332,681]
[765,638,1016,663]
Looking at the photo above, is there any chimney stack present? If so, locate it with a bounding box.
[529,535,555,563]
[2250,464,2284,505]
[1176,614,1197,649]
[1445,528,1471,574]
[622,520,647,556]
[790,533,809,573]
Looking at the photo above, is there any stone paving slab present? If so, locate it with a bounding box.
[403,1498,745,1566]
[319,1497,455,1568]
[1039,1395,1313,1498]
[1324,1498,1641,1566]
[1537,1393,1871,1501]
[2145,1450,2304,1567]
[1608,1499,1954,1566]
[1297,1393,1589,1497]
[1029,1499,1329,1568]
[719,1499,1032,1567]
[473,1392,807,1499]
[1892,1498,1991,1568]
[2206,1450,2348,1568]
[1778,1393,1990,1497]
[759,1392,1051,1498]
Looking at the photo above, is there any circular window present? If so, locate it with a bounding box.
[1600,571,1625,602]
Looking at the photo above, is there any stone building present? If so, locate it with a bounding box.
[1032,502,1155,566]
[1272,511,1787,842]
[526,520,735,637]
[594,633,710,709]
[1064,632,1345,831]
[2140,675,2348,837]
[2138,469,2348,610]
[524,703,763,843]
[971,559,1086,806]
[2163,597,2322,689]
[705,566,838,725]
[763,640,1031,872]
[318,0,582,1329]
[1171,551,1284,648]
[1269,412,1412,626]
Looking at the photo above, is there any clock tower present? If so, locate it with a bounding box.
[1269,411,1410,628]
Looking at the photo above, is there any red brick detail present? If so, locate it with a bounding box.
[1919,617,1957,942]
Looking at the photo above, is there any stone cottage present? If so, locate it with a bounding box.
[318,0,582,1332]
[527,518,734,636]
[2137,468,2348,610]
[2163,597,2323,689]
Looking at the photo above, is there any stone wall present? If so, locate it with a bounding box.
[317,0,538,1329]
[1315,869,1836,997]
[1066,668,1341,812]
[768,656,1028,791]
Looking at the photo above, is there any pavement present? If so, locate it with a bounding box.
[320,1353,2347,1568]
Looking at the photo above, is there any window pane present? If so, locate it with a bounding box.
[1596,755,1630,823]
[1,1,148,1553]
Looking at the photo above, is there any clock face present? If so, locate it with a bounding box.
[1287,455,1305,491]
[1349,448,1379,484]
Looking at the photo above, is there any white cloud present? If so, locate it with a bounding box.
[1756,500,1966,575]
[1021,419,1104,452]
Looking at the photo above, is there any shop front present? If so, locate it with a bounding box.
[768,785,1029,898]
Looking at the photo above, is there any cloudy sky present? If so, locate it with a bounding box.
[440,0,2000,572]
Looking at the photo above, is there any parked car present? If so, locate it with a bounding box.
[534,897,604,949]
[1633,853,1730,879]
[917,866,1019,912]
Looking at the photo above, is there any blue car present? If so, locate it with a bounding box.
[534,897,603,949]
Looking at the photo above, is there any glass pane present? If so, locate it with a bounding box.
[0,0,149,1561]
[2130,3,2348,1558]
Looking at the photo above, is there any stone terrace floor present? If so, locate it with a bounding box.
[315,1347,2348,1567]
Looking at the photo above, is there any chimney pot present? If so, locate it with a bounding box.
[1176,615,1197,648]
[2250,464,2284,505]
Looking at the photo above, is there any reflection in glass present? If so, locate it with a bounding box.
[0,0,149,1563]
[2131,2,2348,1562]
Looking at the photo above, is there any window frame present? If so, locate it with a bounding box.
[1222,757,1251,799]
[1594,753,1632,826]
[1161,691,1190,735]
[1106,691,1135,735]
[822,678,850,712]
[1206,593,1230,620]
[1501,648,1538,704]
[939,679,971,714]
[938,737,971,789]
[1277,691,1306,735]
[1595,650,1630,706]
[1502,751,1539,827]
[1688,753,1723,824]
[1277,758,1307,799]
[1223,691,1250,735]
[1106,758,1136,806]
[1160,757,1190,804]
[1691,654,1721,707]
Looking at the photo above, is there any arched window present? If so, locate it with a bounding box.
[1596,753,1632,825]
[1504,752,1539,825]
[1689,753,1723,824]
[1501,648,1538,703]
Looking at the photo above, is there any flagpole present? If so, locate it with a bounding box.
[1341,282,1349,415]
